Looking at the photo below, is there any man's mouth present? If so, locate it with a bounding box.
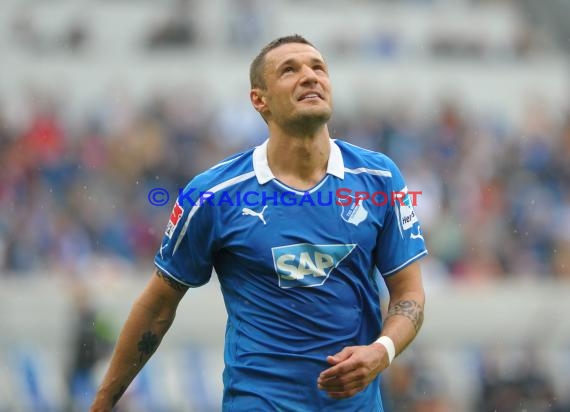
[298,92,322,101]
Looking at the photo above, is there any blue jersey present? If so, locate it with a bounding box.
[155,139,427,411]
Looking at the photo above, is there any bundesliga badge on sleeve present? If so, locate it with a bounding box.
[165,200,184,238]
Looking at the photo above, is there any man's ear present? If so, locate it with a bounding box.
[250,89,267,114]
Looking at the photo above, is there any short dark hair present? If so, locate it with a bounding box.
[249,34,315,89]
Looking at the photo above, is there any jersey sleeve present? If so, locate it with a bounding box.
[154,183,217,287]
[375,158,428,277]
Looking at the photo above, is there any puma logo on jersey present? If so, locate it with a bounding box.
[242,205,268,225]
[410,227,424,241]
[272,243,356,288]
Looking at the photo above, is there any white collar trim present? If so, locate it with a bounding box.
[252,138,345,185]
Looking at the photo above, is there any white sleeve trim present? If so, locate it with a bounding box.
[381,250,428,277]
[154,261,201,288]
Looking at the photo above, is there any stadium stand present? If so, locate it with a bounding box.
[1,0,569,410]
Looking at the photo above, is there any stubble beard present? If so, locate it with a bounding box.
[284,105,333,136]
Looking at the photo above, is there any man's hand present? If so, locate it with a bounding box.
[317,344,390,399]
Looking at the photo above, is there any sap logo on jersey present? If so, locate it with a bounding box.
[272,243,356,288]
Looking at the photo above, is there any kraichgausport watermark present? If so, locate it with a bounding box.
[147,188,421,207]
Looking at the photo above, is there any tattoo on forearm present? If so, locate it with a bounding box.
[112,385,126,406]
[387,300,424,332]
[137,331,159,363]
[155,269,188,292]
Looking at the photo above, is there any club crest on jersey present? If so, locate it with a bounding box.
[340,195,368,226]
[165,200,184,238]
[272,243,356,288]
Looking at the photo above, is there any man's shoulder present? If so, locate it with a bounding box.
[181,147,256,194]
[334,139,399,173]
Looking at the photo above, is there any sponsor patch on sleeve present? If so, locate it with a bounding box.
[165,200,184,238]
[398,192,418,231]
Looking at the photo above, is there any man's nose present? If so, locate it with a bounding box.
[299,65,318,84]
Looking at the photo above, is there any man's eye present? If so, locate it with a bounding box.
[283,67,294,73]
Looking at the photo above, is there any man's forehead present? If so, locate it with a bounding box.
[265,43,325,68]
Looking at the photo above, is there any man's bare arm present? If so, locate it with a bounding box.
[90,269,188,411]
[318,261,425,398]
[375,261,425,356]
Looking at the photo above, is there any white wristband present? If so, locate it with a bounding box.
[374,336,396,365]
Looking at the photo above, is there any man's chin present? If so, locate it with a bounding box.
[295,107,332,124]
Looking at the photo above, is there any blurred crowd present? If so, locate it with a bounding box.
[335,99,570,282]
[1,89,569,282]
[2,2,569,412]
[0,91,566,280]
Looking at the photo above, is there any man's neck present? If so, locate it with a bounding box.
[266,125,331,191]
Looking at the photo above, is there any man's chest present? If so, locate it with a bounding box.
[214,188,386,287]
